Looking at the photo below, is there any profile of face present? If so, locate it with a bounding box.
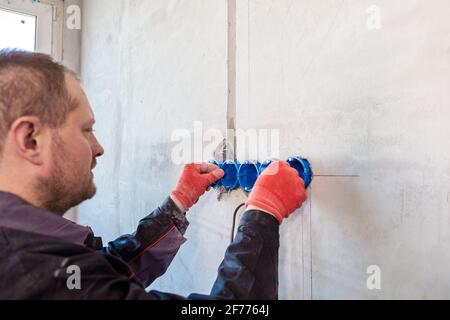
[36,73,104,215]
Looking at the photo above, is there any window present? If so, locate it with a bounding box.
[0,0,63,60]
[0,9,36,51]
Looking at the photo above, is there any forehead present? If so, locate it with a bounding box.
[65,73,94,121]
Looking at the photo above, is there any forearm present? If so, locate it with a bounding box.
[210,210,280,300]
[104,196,189,287]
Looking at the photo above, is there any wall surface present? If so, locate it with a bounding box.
[79,0,450,299]
[63,0,83,74]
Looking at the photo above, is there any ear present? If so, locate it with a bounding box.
[9,116,47,166]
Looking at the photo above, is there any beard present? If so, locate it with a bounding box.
[35,133,97,215]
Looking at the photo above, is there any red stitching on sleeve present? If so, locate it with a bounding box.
[127,225,176,265]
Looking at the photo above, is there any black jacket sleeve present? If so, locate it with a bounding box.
[92,210,280,300]
[209,210,279,299]
[102,197,189,287]
[25,209,280,300]
[149,210,280,300]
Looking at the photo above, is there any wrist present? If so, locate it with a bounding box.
[170,194,187,213]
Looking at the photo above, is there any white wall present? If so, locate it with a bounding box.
[79,0,450,299]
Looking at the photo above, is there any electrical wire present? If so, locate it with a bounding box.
[230,202,246,243]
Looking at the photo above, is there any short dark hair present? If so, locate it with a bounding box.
[0,49,78,154]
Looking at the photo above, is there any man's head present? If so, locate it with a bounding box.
[0,49,104,215]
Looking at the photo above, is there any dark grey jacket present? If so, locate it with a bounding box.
[0,191,279,299]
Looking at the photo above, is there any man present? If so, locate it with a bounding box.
[0,49,307,299]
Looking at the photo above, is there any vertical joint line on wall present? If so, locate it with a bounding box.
[227,0,237,160]
[309,186,313,299]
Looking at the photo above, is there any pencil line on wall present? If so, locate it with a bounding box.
[314,175,361,177]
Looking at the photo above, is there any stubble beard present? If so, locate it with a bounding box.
[35,134,97,215]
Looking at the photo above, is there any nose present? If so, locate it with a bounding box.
[95,142,105,158]
[92,135,104,158]
[96,145,104,158]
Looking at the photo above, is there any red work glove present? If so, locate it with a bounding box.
[245,161,307,224]
[171,163,225,212]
